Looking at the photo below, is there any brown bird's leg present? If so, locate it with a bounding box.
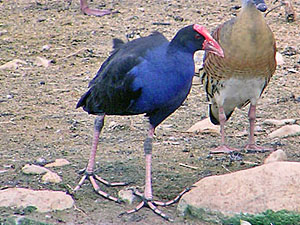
[80,0,112,16]
[73,115,127,203]
[120,125,190,221]
[244,104,274,152]
[210,106,239,154]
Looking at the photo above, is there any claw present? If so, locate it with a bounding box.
[119,187,190,221]
[73,170,128,203]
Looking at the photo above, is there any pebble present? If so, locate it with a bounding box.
[42,171,62,183]
[263,118,296,126]
[42,44,51,51]
[268,124,300,138]
[187,118,220,134]
[264,149,287,164]
[118,188,136,204]
[22,164,50,175]
[34,56,51,68]
[45,158,70,168]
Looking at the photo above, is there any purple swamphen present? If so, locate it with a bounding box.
[75,24,224,220]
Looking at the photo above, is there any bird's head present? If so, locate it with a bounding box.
[242,0,268,12]
[193,24,224,58]
[170,24,224,57]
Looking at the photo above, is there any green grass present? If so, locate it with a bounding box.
[221,210,300,225]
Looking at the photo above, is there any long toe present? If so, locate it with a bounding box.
[119,188,190,221]
[73,172,128,203]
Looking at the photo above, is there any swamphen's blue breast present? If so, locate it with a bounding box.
[128,42,195,125]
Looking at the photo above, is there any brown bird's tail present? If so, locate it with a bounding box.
[209,103,234,125]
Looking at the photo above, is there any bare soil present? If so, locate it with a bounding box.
[0,0,299,224]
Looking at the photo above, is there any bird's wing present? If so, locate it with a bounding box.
[88,32,168,87]
[77,32,169,115]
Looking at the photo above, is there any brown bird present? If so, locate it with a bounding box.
[201,0,277,153]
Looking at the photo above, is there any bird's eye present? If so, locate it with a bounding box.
[195,33,202,39]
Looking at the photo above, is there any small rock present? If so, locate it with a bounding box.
[45,158,70,168]
[37,17,46,22]
[160,124,173,131]
[287,68,298,73]
[275,52,284,65]
[268,124,300,138]
[240,220,252,225]
[236,126,262,137]
[168,136,177,141]
[42,171,62,183]
[0,29,8,36]
[22,164,50,175]
[192,76,201,85]
[118,188,136,204]
[0,188,73,212]
[263,118,296,126]
[194,51,204,73]
[282,46,297,56]
[187,118,220,134]
[42,44,51,51]
[264,149,287,164]
[0,59,27,70]
[34,56,51,68]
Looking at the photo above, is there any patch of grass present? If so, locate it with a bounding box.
[0,216,52,225]
[221,210,300,225]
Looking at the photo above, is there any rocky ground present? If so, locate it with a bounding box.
[0,0,299,224]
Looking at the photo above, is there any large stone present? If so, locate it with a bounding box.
[178,162,300,222]
[0,188,74,213]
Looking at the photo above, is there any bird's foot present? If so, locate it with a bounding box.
[210,145,240,154]
[245,144,275,153]
[119,187,191,221]
[73,170,129,203]
[81,7,112,17]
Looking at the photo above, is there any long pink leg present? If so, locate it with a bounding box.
[244,104,274,151]
[80,0,112,16]
[210,106,239,154]
[120,125,191,221]
[73,115,127,203]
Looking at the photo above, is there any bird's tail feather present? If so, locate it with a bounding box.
[209,104,234,125]
[76,89,91,109]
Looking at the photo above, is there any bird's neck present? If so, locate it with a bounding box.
[239,1,263,21]
[233,2,270,40]
[168,38,197,56]
[241,0,252,8]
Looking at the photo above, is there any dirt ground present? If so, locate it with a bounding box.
[0,0,299,224]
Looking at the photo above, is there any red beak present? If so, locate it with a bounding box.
[203,39,224,58]
[193,24,224,58]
